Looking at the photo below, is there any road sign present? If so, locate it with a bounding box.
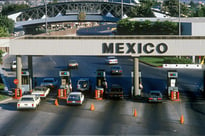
[13,79,19,85]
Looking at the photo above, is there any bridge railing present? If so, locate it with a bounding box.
[39,0,136,5]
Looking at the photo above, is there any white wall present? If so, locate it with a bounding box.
[192,22,205,36]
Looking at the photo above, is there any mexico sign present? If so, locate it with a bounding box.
[9,36,205,56]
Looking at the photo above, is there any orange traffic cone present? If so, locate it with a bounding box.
[90,104,95,111]
[180,115,184,124]
[133,109,137,117]
[55,99,59,106]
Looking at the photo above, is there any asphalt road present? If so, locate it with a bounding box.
[1,55,205,135]
[76,23,116,35]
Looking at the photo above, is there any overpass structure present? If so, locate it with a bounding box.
[12,0,136,28]
[10,35,205,96]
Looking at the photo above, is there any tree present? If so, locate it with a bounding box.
[127,0,154,17]
[180,3,190,17]
[0,27,9,37]
[0,15,14,36]
[163,0,179,17]
[195,5,205,17]
[1,4,29,15]
[117,19,178,35]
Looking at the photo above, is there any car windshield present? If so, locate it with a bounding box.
[69,60,77,63]
[79,81,88,88]
[34,87,46,91]
[150,92,161,96]
[112,66,121,69]
[111,86,122,92]
[21,97,34,101]
[108,57,115,59]
[68,95,80,101]
[43,79,54,83]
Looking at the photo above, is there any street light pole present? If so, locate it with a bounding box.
[44,0,48,34]
[179,0,181,36]
[121,0,123,19]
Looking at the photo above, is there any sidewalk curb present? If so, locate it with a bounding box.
[0,97,13,104]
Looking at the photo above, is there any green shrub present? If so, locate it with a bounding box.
[164,57,193,64]
[0,83,4,90]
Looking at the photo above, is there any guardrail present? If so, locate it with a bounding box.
[162,64,204,69]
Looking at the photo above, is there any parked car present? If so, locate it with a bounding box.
[111,65,123,75]
[68,60,78,69]
[17,95,41,110]
[10,60,16,70]
[67,92,84,105]
[105,56,118,65]
[40,78,58,90]
[77,78,91,92]
[10,60,22,71]
[105,84,124,99]
[31,86,50,98]
[148,91,163,103]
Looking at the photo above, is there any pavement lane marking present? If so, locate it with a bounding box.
[49,56,57,65]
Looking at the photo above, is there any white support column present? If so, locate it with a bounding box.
[134,57,140,96]
[28,56,33,90]
[192,56,195,63]
[16,55,22,89]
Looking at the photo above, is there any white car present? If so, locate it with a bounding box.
[31,86,50,98]
[10,60,22,71]
[68,60,79,69]
[67,92,84,105]
[40,78,58,90]
[17,95,41,110]
[105,56,118,65]
[11,61,16,70]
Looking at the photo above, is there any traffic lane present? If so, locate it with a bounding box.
[33,99,147,135]
[166,96,205,135]
[176,69,203,93]
[32,56,61,77]
[142,102,177,135]
[141,101,203,136]
[76,23,116,35]
[3,55,204,98]
[139,63,168,96]
[0,105,40,136]
[1,96,205,135]
[0,98,64,136]
[2,55,63,90]
[2,55,28,71]
[0,97,196,135]
[63,56,133,96]
[185,100,205,135]
[0,98,139,135]
[141,65,204,97]
[142,77,167,98]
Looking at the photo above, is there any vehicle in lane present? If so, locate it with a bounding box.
[105,84,124,99]
[77,78,91,92]
[10,60,16,70]
[10,60,22,71]
[17,95,41,110]
[40,77,58,90]
[111,65,123,75]
[105,56,118,65]
[68,60,78,69]
[31,86,50,98]
[148,90,163,103]
[67,92,85,105]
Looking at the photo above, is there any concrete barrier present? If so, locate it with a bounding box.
[163,64,203,69]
